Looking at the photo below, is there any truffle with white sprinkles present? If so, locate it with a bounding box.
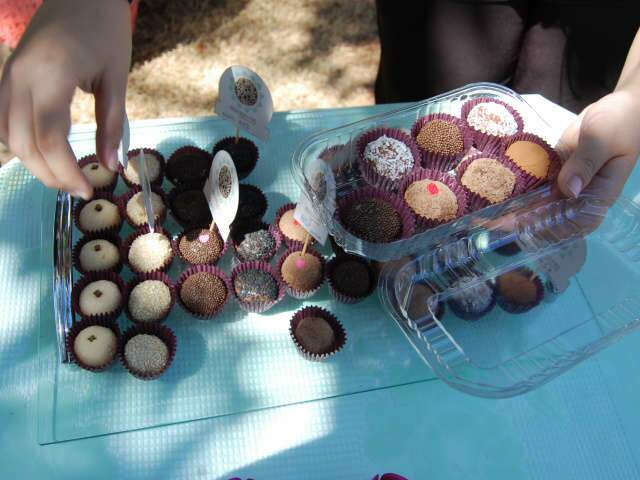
[235,228,276,262]
[234,269,279,303]
[467,103,518,137]
[363,135,414,181]
[448,275,495,320]
[124,334,169,376]
[128,280,172,322]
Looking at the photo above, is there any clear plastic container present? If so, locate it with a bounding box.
[292,82,640,397]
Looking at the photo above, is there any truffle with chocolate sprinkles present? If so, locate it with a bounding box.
[416,120,464,155]
[124,334,169,376]
[213,138,258,179]
[170,189,212,226]
[330,258,372,298]
[178,228,224,265]
[235,184,268,222]
[235,228,276,262]
[234,269,279,303]
[180,272,227,316]
[342,198,402,243]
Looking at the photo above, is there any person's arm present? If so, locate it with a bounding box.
[0,0,132,200]
[557,28,640,203]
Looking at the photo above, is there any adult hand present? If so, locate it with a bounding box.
[0,0,132,199]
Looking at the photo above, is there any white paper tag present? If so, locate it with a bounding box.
[117,112,130,169]
[307,159,336,215]
[137,149,155,232]
[214,66,273,140]
[203,150,239,241]
[294,192,328,245]
[536,239,587,294]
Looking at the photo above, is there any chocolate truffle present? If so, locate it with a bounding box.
[180,271,227,316]
[235,184,268,222]
[329,257,373,299]
[460,158,516,204]
[416,119,464,156]
[407,283,440,321]
[78,199,120,233]
[128,232,173,273]
[341,198,402,243]
[170,188,212,227]
[363,135,414,181]
[281,251,323,293]
[178,228,224,265]
[278,208,309,243]
[234,225,276,262]
[124,334,169,376]
[448,276,495,320]
[467,102,518,137]
[81,161,116,190]
[166,147,211,186]
[79,239,120,273]
[295,316,336,355]
[126,191,166,227]
[233,269,279,304]
[404,180,458,223]
[73,325,118,367]
[79,279,122,317]
[505,141,551,180]
[123,152,162,186]
[496,269,542,312]
[213,137,259,179]
[128,280,172,322]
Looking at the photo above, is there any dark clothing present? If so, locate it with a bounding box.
[375,0,640,112]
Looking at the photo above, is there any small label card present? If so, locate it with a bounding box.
[203,150,239,241]
[117,112,130,169]
[137,149,155,232]
[294,192,328,246]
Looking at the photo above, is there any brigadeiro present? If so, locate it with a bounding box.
[74,192,123,235]
[168,185,212,228]
[339,187,415,243]
[278,248,325,299]
[78,154,117,193]
[495,267,544,314]
[231,221,280,263]
[234,184,268,224]
[166,146,212,186]
[177,266,230,318]
[275,203,312,248]
[120,323,177,380]
[120,148,165,188]
[66,317,120,372]
[447,275,496,321]
[125,272,176,324]
[72,271,125,321]
[326,254,375,304]
[124,226,174,274]
[406,282,444,327]
[176,226,227,266]
[400,169,468,230]
[357,128,420,190]
[503,133,561,191]
[231,262,285,313]
[122,186,167,229]
[289,306,346,361]
[212,137,259,180]
[410,114,471,171]
[461,97,524,152]
[73,233,122,275]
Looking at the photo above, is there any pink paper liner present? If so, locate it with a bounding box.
[119,323,177,380]
[173,225,229,266]
[501,132,562,191]
[356,127,421,191]
[461,97,524,153]
[73,192,124,236]
[212,137,259,180]
[230,261,286,313]
[410,113,473,172]
[276,247,326,300]
[122,225,175,275]
[72,232,123,276]
[118,148,166,189]
[66,317,121,372]
[236,184,268,223]
[166,146,213,186]
[274,202,315,250]
[326,255,375,304]
[124,271,176,324]
[495,268,545,314]
[167,183,213,229]
[120,184,168,229]
[289,306,346,361]
[398,168,468,231]
[455,152,527,212]
[176,265,231,319]
[78,154,118,193]
[71,271,126,322]
[337,187,416,243]
[231,221,281,263]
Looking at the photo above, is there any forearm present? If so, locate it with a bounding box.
[616,28,640,92]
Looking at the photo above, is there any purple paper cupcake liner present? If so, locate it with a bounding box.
[120,185,168,229]
[122,225,175,275]
[212,136,259,180]
[325,255,376,304]
[276,247,326,300]
[66,317,121,372]
[118,148,166,189]
[274,202,314,250]
[72,232,123,276]
[447,279,497,321]
[124,271,176,324]
[501,132,562,191]
[231,221,282,263]
[398,168,468,231]
[73,191,124,236]
[173,225,229,266]
[78,154,118,193]
[455,152,527,213]
[230,261,286,313]
[410,113,473,172]
[495,268,545,314]
[176,265,231,319]
[71,271,126,322]
[337,187,416,243]
[289,306,347,361]
[356,127,421,191]
[119,323,177,380]
[166,146,213,186]
[461,97,524,153]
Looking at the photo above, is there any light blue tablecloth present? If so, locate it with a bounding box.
[1,100,640,480]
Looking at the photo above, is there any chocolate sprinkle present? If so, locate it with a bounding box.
[170,189,212,226]
[235,184,267,221]
[416,119,464,155]
[166,148,211,186]
[234,269,278,303]
[235,228,276,262]
[331,259,372,297]
[180,272,227,316]
[178,228,224,264]
[342,198,402,243]
[213,138,258,179]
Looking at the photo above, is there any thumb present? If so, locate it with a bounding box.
[94,70,127,172]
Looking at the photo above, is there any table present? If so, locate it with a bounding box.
[1,98,640,480]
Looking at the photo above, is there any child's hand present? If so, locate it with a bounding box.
[0,0,131,199]
[557,88,640,205]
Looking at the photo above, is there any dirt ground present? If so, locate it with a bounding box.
[0,0,380,162]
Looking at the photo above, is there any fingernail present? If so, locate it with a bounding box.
[73,189,92,201]
[567,175,583,198]
[105,148,119,172]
